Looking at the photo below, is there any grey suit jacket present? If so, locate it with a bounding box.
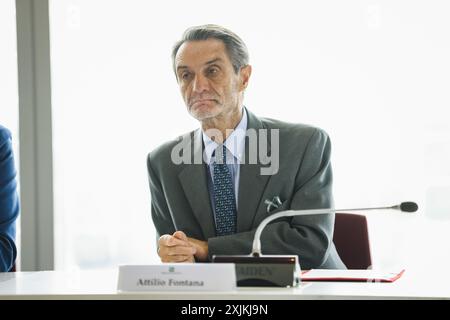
[147,108,346,269]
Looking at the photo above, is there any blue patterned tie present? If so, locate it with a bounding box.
[213,145,237,236]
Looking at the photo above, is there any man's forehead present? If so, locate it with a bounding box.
[175,39,229,68]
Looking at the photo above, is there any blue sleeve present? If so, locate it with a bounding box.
[0,125,19,272]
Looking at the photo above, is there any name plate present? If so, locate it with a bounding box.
[117,264,236,292]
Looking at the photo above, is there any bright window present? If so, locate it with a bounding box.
[0,0,20,267]
[0,1,19,148]
[49,0,450,272]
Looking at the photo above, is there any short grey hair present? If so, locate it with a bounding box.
[172,24,249,76]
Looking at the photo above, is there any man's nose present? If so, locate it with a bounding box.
[192,74,209,93]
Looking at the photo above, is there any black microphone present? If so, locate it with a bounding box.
[212,202,418,287]
[399,202,419,212]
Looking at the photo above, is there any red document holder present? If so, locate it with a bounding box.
[301,269,405,283]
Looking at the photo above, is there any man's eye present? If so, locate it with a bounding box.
[208,67,219,76]
[181,72,191,80]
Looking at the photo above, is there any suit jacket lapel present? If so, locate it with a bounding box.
[177,109,273,237]
[178,130,216,239]
[237,108,272,232]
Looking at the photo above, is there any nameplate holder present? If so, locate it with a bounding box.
[117,264,236,292]
[212,255,300,287]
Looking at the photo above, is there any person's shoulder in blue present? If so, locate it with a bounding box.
[0,125,19,272]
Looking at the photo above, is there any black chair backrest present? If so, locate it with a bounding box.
[333,213,372,269]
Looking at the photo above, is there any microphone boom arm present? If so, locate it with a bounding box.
[251,204,413,256]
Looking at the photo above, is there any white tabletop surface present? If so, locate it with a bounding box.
[0,268,449,300]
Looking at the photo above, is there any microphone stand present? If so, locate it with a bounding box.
[212,202,418,287]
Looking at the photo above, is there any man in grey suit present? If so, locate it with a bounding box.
[147,25,345,269]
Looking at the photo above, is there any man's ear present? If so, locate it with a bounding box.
[239,65,252,92]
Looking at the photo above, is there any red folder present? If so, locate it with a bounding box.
[301,269,405,283]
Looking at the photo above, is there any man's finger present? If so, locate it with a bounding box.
[158,243,196,257]
[173,230,188,241]
[159,234,190,247]
[166,245,196,256]
[161,254,194,263]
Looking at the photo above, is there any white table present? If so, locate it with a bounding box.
[0,268,449,299]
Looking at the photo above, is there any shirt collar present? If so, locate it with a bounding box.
[202,108,248,165]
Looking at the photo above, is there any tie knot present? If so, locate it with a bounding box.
[214,145,227,164]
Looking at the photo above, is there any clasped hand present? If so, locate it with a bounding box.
[157,231,208,263]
